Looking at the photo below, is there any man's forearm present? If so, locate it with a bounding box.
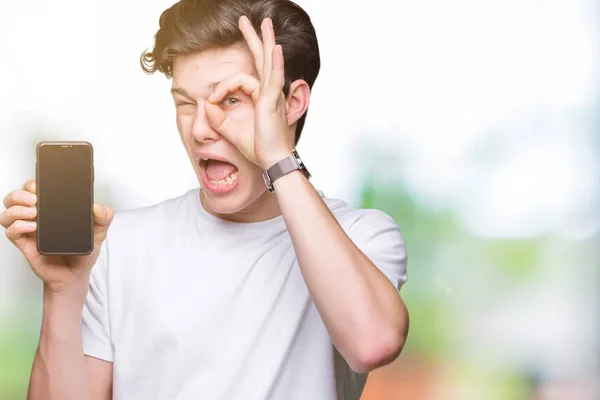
[273,170,408,373]
[28,287,91,400]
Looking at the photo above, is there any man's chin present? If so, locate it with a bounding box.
[200,185,243,215]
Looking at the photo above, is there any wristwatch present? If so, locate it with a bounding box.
[263,149,311,192]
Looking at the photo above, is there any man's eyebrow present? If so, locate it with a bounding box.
[170,82,220,99]
[170,87,193,99]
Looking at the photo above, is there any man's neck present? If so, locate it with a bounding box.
[199,189,283,224]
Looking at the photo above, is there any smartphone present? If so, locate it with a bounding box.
[36,141,94,255]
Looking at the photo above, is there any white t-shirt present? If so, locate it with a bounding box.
[82,187,407,400]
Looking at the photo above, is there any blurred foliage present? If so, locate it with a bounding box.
[357,172,547,363]
[0,315,38,400]
[445,363,535,400]
[359,179,459,359]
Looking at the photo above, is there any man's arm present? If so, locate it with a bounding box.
[85,356,113,400]
[27,286,113,400]
[203,15,408,373]
[273,170,409,374]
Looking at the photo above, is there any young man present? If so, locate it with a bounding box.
[0,0,409,398]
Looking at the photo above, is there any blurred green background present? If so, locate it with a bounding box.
[1,0,598,399]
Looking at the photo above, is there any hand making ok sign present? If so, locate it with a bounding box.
[204,16,295,171]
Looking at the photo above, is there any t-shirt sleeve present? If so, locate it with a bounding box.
[346,209,408,291]
[81,241,113,362]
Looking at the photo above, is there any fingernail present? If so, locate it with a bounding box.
[29,194,37,204]
[27,221,36,229]
[101,205,107,216]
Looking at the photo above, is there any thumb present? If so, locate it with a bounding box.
[204,102,236,144]
[93,203,114,247]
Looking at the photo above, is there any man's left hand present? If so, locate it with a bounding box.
[204,16,293,171]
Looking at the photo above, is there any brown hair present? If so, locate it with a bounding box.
[140,0,320,144]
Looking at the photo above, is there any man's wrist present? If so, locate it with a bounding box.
[43,278,90,308]
[260,150,293,171]
[271,168,307,191]
[262,148,311,192]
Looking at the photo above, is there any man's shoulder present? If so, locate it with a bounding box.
[320,192,396,230]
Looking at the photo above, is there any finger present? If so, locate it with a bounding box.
[92,203,114,248]
[239,15,265,81]
[204,102,236,144]
[207,73,259,104]
[22,179,37,194]
[0,205,37,229]
[3,189,37,209]
[93,203,113,227]
[261,18,276,86]
[263,45,286,103]
[5,219,36,249]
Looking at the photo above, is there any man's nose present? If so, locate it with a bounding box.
[191,104,220,143]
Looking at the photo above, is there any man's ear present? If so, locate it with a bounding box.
[285,79,310,127]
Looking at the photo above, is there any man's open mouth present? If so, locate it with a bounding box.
[198,157,239,187]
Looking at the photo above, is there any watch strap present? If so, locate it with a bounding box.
[263,149,310,192]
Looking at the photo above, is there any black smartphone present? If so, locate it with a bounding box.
[36,141,94,255]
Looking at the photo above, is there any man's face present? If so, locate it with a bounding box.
[171,46,275,220]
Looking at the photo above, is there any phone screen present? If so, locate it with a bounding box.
[36,142,94,255]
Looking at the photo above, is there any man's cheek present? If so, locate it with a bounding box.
[226,105,254,125]
[176,114,191,138]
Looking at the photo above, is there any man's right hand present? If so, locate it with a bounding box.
[0,179,114,296]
